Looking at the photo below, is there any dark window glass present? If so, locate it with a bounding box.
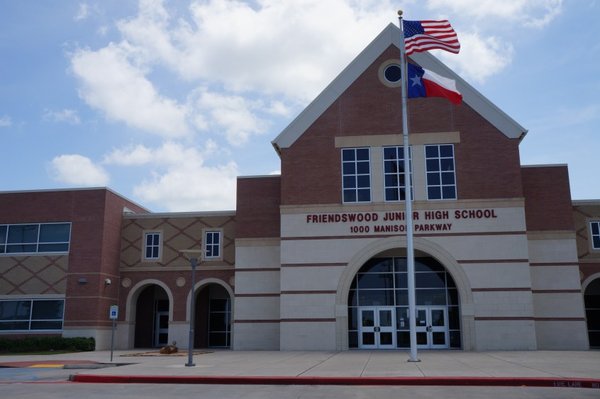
[356,148,370,160]
[415,272,446,288]
[428,187,441,199]
[344,190,356,202]
[426,159,439,171]
[442,186,456,199]
[440,158,454,171]
[357,273,394,289]
[32,300,63,319]
[38,243,69,252]
[425,144,457,200]
[427,172,440,185]
[348,307,357,330]
[592,222,599,235]
[342,162,355,175]
[384,64,402,82]
[395,273,407,288]
[357,189,371,202]
[0,301,31,320]
[425,146,438,157]
[440,145,453,157]
[39,224,70,243]
[348,331,358,348]
[441,172,455,184]
[7,225,38,243]
[416,289,447,305]
[342,148,371,203]
[0,299,64,331]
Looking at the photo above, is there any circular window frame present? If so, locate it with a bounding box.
[378,59,403,88]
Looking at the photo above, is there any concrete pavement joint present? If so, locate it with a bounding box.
[485,353,563,379]
[359,351,372,377]
[297,352,339,377]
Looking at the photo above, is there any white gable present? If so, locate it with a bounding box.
[272,23,527,153]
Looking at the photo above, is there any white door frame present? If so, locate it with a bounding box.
[154,311,169,347]
[358,306,397,349]
[415,306,449,349]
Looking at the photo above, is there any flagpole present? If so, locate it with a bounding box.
[398,9,419,363]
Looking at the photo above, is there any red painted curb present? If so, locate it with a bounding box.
[70,374,600,389]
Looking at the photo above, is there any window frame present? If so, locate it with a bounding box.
[0,222,71,255]
[143,231,162,261]
[0,298,65,332]
[424,144,457,200]
[591,221,600,251]
[341,147,372,204]
[204,230,222,260]
[383,146,413,202]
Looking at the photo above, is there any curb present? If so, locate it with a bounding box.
[70,374,600,389]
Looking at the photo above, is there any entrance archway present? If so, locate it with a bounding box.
[584,277,600,348]
[192,282,232,349]
[134,284,170,348]
[335,235,474,350]
[349,256,460,349]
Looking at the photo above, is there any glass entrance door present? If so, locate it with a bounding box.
[358,306,396,349]
[415,306,449,349]
[154,311,169,347]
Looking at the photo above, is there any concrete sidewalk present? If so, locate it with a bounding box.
[2,350,600,388]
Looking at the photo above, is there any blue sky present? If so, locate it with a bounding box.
[1,0,598,211]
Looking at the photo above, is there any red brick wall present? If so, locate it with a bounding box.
[280,45,523,205]
[236,176,281,238]
[0,188,148,329]
[522,166,574,231]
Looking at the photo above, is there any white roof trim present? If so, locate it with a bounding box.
[272,23,527,152]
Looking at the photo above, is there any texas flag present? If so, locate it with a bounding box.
[407,63,462,104]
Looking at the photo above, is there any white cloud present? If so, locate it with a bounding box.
[426,0,562,28]
[107,140,237,211]
[189,88,268,145]
[74,3,90,21]
[49,154,109,186]
[134,160,238,211]
[103,143,154,166]
[116,0,397,102]
[437,32,514,83]
[43,108,81,125]
[70,42,190,138]
[0,115,11,127]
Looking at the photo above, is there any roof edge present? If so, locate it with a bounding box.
[272,23,528,150]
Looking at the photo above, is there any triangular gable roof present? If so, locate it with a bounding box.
[272,23,527,153]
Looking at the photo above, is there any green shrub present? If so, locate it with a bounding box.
[0,336,95,353]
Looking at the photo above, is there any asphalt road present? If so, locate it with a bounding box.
[0,382,598,399]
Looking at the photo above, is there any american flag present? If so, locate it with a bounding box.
[402,20,460,55]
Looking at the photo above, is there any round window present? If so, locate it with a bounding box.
[383,64,402,83]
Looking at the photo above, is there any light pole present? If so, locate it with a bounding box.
[186,256,198,367]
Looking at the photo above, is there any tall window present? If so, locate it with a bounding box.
[0,299,65,331]
[591,221,600,250]
[342,147,371,203]
[383,146,412,201]
[0,223,70,254]
[425,144,457,200]
[144,232,161,260]
[205,231,221,259]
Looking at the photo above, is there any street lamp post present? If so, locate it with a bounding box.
[186,256,198,367]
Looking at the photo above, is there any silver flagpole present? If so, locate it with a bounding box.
[398,10,419,363]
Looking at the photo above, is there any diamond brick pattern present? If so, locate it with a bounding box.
[0,255,68,295]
